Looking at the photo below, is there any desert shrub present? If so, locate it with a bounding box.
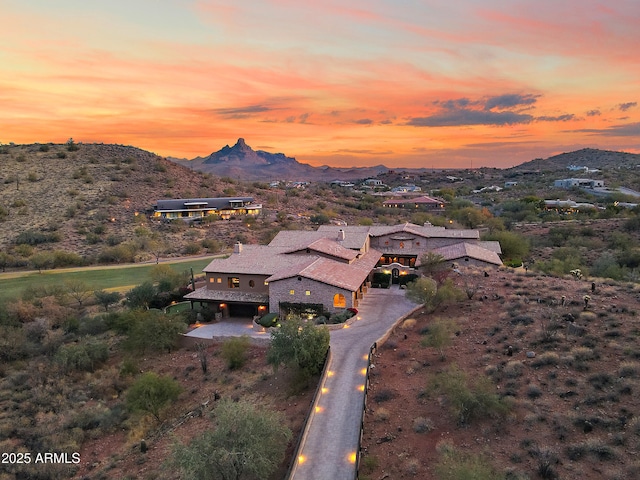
[125,282,156,309]
[78,316,109,335]
[412,416,434,433]
[503,360,524,379]
[220,335,251,370]
[427,365,510,425]
[510,315,534,326]
[15,229,60,245]
[124,310,186,354]
[51,250,85,268]
[619,361,640,378]
[98,243,137,263]
[373,389,396,403]
[0,326,31,361]
[433,278,465,307]
[171,398,291,480]
[55,339,109,373]
[267,317,330,380]
[588,372,615,390]
[183,242,202,255]
[435,442,501,480]
[421,317,457,359]
[526,384,543,399]
[201,238,223,252]
[126,372,181,422]
[567,439,616,461]
[360,454,379,474]
[531,352,560,367]
[571,346,597,361]
[374,407,390,422]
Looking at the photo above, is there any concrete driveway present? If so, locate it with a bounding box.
[290,286,419,480]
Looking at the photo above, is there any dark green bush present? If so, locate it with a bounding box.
[221,336,251,369]
[55,340,109,372]
[15,230,61,245]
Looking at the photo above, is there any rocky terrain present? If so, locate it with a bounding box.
[362,267,640,480]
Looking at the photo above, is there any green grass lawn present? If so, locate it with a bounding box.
[0,258,212,304]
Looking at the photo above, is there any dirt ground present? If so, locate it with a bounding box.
[361,268,640,480]
[75,344,314,480]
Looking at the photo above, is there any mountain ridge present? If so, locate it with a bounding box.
[171,138,389,181]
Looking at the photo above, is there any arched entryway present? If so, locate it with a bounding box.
[391,268,400,284]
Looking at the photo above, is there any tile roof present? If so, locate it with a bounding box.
[282,237,359,261]
[202,245,314,275]
[184,287,269,303]
[270,229,369,251]
[266,249,382,291]
[427,242,502,266]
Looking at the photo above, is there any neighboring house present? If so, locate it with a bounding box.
[472,185,503,193]
[554,178,604,189]
[382,195,445,211]
[391,184,422,193]
[428,243,503,268]
[363,179,385,187]
[152,197,261,220]
[504,181,518,188]
[544,199,598,212]
[185,223,502,318]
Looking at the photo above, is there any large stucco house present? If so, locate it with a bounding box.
[184,223,502,318]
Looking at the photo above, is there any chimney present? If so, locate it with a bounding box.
[234,242,243,254]
[337,229,345,241]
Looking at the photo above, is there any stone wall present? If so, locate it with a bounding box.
[268,276,354,314]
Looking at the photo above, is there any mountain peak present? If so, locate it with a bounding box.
[234,138,248,149]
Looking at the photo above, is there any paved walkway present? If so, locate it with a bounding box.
[290,286,418,480]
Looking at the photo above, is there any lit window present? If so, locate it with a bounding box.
[209,277,214,283]
[290,290,295,295]
[333,293,346,308]
[228,277,240,288]
[305,290,311,296]
[217,277,222,283]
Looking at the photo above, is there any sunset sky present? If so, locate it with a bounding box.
[1,0,639,169]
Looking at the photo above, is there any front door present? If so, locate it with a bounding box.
[392,268,400,284]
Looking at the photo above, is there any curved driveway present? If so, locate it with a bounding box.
[289,286,419,480]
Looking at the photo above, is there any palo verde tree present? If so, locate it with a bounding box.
[172,398,292,480]
[421,317,458,360]
[405,277,438,309]
[267,317,330,381]
[126,372,181,422]
[94,290,122,312]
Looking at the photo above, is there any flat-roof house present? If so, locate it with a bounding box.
[152,197,261,220]
[554,178,604,189]
[382,195,445,211]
